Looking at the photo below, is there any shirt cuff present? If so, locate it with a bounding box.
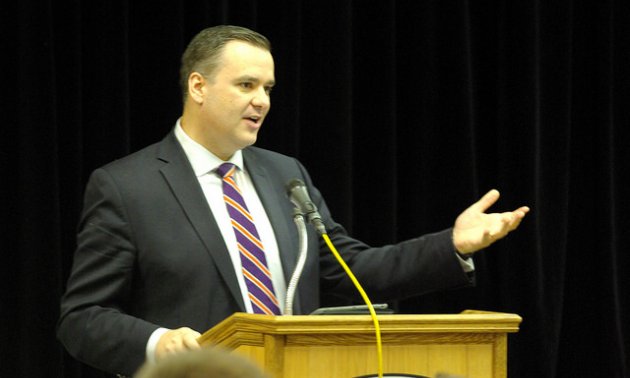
[146,327,170,364]
[455,252,475,273]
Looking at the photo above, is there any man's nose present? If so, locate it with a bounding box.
[251,87,270,108]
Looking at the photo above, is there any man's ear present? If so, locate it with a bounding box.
[188,72,206,104]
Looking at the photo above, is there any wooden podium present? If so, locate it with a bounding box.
[198,310,521,378]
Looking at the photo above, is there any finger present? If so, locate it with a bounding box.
[177,327,200,337]
[182,331,202,350]
[511,206,530,217]
[489,213,512,238]
[509,206,529,222]
[471,189,501,213]
[511,218,524,232]
[509,212,527,230]
[501,211,515,222]
[499,209,528,234]
[165,335,184,354]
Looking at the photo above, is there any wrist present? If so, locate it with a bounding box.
[452,230,473,257]
[146,328,170,363]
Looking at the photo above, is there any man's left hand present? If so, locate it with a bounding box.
[452,189,530,255]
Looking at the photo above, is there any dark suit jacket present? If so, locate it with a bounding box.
[57,131,473,376]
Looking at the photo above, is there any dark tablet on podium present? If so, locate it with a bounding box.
[310,303,395,315]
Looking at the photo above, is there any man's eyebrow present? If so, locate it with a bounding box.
[236,75,275,86]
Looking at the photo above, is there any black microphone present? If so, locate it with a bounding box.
[286,179,326,235]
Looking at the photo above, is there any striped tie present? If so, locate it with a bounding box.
[216,163,281,315]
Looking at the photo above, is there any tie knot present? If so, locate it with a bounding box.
[217,163,236,177]
[216,163,237,179]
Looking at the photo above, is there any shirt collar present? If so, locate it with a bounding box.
[174,119,244,177]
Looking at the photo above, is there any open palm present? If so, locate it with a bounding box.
[452,189,530,255]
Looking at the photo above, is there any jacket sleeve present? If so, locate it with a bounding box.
[57,168,158,376]
[292,161,474,304]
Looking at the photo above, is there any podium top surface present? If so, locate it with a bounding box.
[198,310,522,345]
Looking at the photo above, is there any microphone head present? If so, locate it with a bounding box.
[286,178,327,235]
[286,178,306,194]
[286,179,315,213]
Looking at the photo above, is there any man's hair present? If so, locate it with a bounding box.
[179,25,271,102]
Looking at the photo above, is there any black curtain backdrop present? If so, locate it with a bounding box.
[2,1,629,377]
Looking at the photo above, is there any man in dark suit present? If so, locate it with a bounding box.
[57,25,529,376]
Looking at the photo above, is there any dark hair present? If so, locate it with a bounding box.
[179,25,271,102]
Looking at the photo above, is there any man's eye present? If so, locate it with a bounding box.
[240,82,253,89]
[265,86,273,95]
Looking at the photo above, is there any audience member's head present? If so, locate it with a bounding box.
[134,347,270,378]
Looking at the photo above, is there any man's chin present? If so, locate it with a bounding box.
[238,136,258,150]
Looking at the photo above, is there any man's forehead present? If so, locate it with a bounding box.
[221,40,272,60]
[217,41,274,78]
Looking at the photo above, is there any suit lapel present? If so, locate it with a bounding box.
[156,133,246,312]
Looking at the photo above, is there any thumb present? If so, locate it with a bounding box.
[471,189,500,212]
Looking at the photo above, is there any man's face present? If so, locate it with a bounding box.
[197,41,275,160]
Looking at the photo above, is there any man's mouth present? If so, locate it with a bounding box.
[244,115,262,125]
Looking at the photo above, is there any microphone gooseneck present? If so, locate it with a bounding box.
[284,209,308,315]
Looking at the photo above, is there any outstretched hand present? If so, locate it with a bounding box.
[452,189,530,255]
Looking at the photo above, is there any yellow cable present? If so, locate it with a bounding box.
[322,233,383,378]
